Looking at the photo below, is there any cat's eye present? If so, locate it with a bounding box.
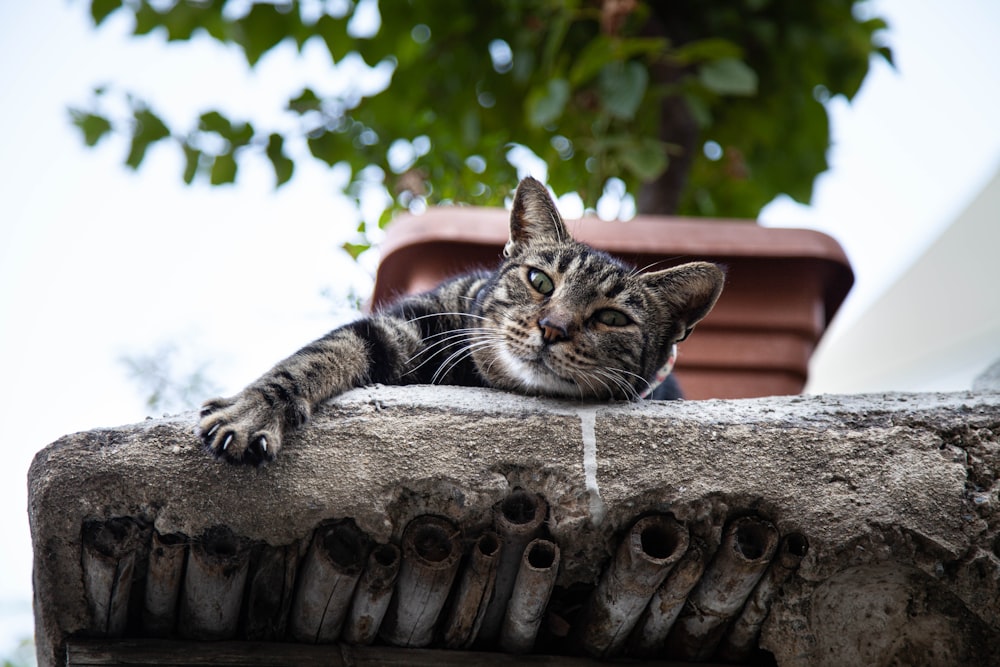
[595,309,631,327]
[527,268,554,295]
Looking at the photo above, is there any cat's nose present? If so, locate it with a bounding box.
[538,316,571,343]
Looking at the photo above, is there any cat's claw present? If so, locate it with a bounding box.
[198,393,284,466]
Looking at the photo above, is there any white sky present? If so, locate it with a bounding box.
[1,0,999,654]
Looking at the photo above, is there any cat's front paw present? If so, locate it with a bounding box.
[198,393,284,466]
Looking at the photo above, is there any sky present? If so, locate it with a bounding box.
[1,0,999,655]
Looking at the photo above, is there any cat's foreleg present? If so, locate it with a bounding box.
[198,317,419,465]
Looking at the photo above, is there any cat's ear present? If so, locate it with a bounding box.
[643,262,726,341]
[504,177,569,257]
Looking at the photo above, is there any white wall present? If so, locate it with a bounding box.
[808,164,1000,393]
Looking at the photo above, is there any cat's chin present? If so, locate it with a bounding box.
[491,348,582,397]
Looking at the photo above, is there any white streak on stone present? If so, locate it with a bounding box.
[578,407,606,525]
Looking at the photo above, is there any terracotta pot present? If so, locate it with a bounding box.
[371,207,853,399]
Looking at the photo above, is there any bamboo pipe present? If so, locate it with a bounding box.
[379,515,462,647]
[628,537,708,656]
[81,518,142,637]
[666,516,779,660]
[443,531,501,649]
[581,514,689,657]
[242,541,301,640]
[177,525,250,640]
[477,490,548,643]
[142,531,187,637]
[716,532,809,662]
[499,538,561,654]
[289,520,369,643]
[343,543,402,645]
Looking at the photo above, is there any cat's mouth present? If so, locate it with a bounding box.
[497,346,580,395]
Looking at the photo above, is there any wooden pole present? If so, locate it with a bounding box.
[581,514,689,658]
[142,531,187,637]
[443,531,501,649]
[715,533,808,662]
[289,520,369,643]
[665,516,779,661]
[628,537,708,656]
[242,541,301,641]
[81,518,142,637]
[499,538,561,654]
[379,515,462,647]
[478,490,548,643]
[177,526,251,640]
[343,543,401,645]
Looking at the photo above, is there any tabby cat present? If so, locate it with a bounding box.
[199,177,724,465]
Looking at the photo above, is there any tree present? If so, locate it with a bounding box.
[72,0,890,257]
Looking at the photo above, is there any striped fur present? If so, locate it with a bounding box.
[200,177,724,464]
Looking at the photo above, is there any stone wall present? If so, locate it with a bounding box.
[28,386,1000,666]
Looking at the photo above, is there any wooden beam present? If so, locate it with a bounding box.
[66,639,734,667]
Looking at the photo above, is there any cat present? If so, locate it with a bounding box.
[199,176,724,465]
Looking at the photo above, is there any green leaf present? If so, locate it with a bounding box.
[126,107,170,169]
[132,2,161,36]
[698,58,758,96]
[265,133,294,187]
[526,78,569,128]
[69,109,112,147]
[569,36,613,86]
[182,143,201,184]
[235,3,294,66]
[618,138,668,181]
[90,0,122,26]
[199,111,231,135]
[877,45,894,67]
[198,111,253,148]
[308,130,346,167]
[672,38,743,64]
[288,88,323,114]
[598,61,648,120]
[209,153,237,185]
[315,14,354,63]
[342,241,370,260]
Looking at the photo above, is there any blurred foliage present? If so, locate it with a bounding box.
[120,343,221,413]
[72,0,889,256]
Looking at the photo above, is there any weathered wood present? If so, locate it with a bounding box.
[716,533,808,662]
[443,531,501,649]
[289,520,368,643]
[177,526,251,641]
[343,542,401,645]
[500,538,561,654]
[142,531,187,637]
[241,540,301,641]
[666,516,779,660]
[81,518,142,637]
[582,515,689,658]
[66,638,727,666]
[380,515,462,647]
[479,490,548,643]
[629,538,708,656]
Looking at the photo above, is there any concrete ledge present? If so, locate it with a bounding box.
[29,386,1000,665]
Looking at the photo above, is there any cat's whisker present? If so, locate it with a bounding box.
[404,312,490,325]
[431,338,504,384]
[590,367,640,401]
[405,331,501,377]
[405,328,497,365]
[607,366,652,394]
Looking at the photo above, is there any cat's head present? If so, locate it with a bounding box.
[473,176,725,400]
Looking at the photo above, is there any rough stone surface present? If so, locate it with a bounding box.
[29,386,1000,666]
